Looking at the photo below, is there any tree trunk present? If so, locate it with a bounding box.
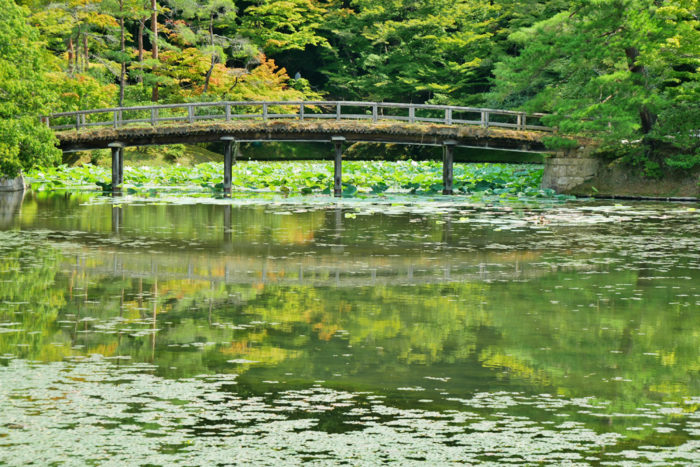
[203,56,216,94]
[83,33,89,70]
[137,19,144,83]
[67,36,74,73]
[625,46,657,134]
[119,0,125,106]
[203,14,215,94]
[151,0,159,101]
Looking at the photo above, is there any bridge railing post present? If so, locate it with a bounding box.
[409,106,415,124]
[372,104,378,123]
[445,108,452,125]
[113,110,119,129]
[225,103,231,121]
[336,103,341,121]
[263,103,268,121]
[299,102,305,121]
[480,110,489,129]
[151,108,158,126]
[187,105,194,123]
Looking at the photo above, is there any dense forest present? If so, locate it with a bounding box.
[0,0,698,178]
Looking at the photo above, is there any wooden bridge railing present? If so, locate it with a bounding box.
[42,100,553,132]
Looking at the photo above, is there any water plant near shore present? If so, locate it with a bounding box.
[26,161,569,199]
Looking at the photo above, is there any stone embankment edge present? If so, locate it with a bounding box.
[0,174,26,192]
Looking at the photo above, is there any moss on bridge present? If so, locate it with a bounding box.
[56,120,553,154]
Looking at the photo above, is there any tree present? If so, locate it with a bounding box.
[151,0,160,100]
[32,0,119,74]
[240,0,329,54]
[0,0,60,178]
[318,0,500,104]
[489,0,699,172]
[166,0,237,94]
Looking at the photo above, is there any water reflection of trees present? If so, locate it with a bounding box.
[1,191,698,411]
[3,246,698,409]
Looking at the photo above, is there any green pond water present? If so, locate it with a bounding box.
[0,191,699,465]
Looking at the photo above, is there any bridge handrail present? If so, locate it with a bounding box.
[42,100,553,132]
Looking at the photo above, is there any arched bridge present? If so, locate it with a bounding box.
[44,100,555,196]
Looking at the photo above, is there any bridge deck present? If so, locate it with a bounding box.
[56,120,550,153]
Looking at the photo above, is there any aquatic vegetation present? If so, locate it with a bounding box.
[25,161,571,200]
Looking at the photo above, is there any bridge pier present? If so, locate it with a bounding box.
[108,142,125,190]
[443,140,456,195]
[221,136,235,192]
[332,136,345,197]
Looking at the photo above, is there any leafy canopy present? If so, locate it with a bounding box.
[0,0,60,178]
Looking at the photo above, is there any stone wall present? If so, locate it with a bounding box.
[541,157,599,193]
[0,190,24,229]
[0,174,26,192]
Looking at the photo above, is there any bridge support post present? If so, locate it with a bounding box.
[108,142,125,190]
[221,136,235,193]
[442,140,456,195]
[117,147,124,186]
[331,136,345,197]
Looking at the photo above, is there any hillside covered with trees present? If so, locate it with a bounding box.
[1,0,698,178]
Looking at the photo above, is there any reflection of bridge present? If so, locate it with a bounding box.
[63,251,546,288]
[46,101,555,196]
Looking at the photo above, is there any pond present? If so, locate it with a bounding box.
[1,190,699,465]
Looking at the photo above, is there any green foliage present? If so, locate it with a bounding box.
[24,161,569,201]
[7,0,698,181]
[319,0,500,104]
[0,0,60,177]
[542,136,580,151]
[241,0,330,53]
[489,0,700,170]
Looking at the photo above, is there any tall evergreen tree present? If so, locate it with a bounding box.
[489,0,699,170]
